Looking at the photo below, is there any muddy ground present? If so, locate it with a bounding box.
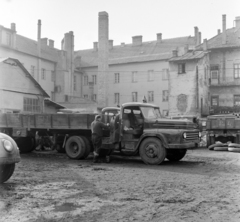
[0,148,240,222]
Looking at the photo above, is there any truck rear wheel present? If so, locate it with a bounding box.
[139,138,166,165]
[80,136,91,158]
[166,149,187,161]
[0,164,15,183]
[65,136,85,159]
[15,137,35,153]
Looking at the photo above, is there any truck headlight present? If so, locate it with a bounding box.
[2,139,13,152]
[183,133,187,139]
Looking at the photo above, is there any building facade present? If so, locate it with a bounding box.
[197,15,240,114]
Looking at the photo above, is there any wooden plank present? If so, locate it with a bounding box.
[22,114,35,129]
[6,114,22,127]
[69,114,89,129]
[35,114,51,128]
[52,114,69,129]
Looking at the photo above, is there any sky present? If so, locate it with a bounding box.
[1,0,240,50]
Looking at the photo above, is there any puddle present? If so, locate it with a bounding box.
[54,202,83,212]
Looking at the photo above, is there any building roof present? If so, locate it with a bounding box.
[0,57,49,97]
[15,34,59,62]
[44,98,65,109]
[169,51,205,62]
[75,36,196,68]
[197,27,240,50]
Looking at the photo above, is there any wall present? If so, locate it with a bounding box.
[0,61,44,112]
[209,48,240,107]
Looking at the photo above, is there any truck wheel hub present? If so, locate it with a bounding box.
[145,144,157,158]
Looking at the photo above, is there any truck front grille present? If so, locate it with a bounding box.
[185,131,199,141]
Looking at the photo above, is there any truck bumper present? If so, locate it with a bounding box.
[168,142,199,149]
[0,157,21,164]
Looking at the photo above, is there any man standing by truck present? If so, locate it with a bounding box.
[91,115,110,163]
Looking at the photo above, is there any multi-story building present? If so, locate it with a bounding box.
[0,21,85,110]
[74,11,199,115]
[197,15,240,114]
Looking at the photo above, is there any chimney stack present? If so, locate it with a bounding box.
[121,42,125,47]
[98,11,109,108]
[203,39,208,51]
[222,14,227,44]
[41,38,48,46]
[218,29,221,35]
[132,35,142,46]
[37,19,41,41]
[49,39,54,48]
[109,40,113,50]
[235,16,240,28]
[194,26,199,45]
[93,42,98,51]
[157,33,162,42]
[11,23,16,31]
[198,32,202,45]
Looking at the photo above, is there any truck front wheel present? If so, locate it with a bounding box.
[139,138,166,165]
[166,149,187,161]
[65,136,85,159]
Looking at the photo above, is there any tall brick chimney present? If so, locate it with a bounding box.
[98,11,109,109]
[235,16,240,28]
[222,14,227,44]
[194,27,199,45]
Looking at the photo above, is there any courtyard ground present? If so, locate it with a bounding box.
[0,148,240,222]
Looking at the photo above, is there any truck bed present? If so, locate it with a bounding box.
[0,113,96,130]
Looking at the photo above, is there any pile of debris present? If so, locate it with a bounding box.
[208,141,240,152]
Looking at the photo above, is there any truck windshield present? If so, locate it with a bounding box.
[140,107,162,119]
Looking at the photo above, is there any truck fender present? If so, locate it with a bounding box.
[136,133,169,150]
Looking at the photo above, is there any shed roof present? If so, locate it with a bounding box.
[0,57,49,98]
[169,51,205,62]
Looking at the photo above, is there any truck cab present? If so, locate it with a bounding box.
[102,102,200,165]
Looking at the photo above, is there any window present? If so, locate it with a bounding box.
[114,73,120,83]
[178,63,186,74]
[23,98,40,113]
[211,96,219,106]
[148,70,154,81]
[162,90,169,102]
[84,76,88,85]
[93,94,97,101]
[30,66,35,77]
[132,71,138,83]
[6,32,11,46]
[114,93,120,104]
[234,64,240,79]
[162,69,169,80]
[84,94,88,99]
[41,68,46,80]
[148,91,154,102]
[92,75,97,84]
[51,71,55,82]
[234,95,240,106]
[73,75,77,91]
[132,92,138,102]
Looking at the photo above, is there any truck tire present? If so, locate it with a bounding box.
[139,138,166,165]
[166,149,187,161]
[54,143,65,153]
[0,164,15,183]
[80,136,91,158]
[15,137,35,153]
[65,136,86,159]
